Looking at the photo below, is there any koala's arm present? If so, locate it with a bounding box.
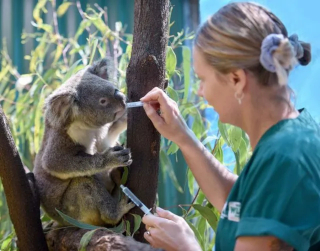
[106,112,127,147]
[41,132,131,180]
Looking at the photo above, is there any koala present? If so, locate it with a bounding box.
[33,59,135,227]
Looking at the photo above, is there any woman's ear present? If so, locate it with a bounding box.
[227,69,247,93]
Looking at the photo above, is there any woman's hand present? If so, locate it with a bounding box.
[142,207,201,251]
[140,87,192,146]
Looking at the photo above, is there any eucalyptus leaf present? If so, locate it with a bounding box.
[182,46,191,102]
[56,209,100,230]
[187,168,194,197]
[57,2,73,17]
[186,220,205,251]
[131,213,142,237]
[218,120,230,146]
[34,86,46,153]
[192,204,218,231]
[167,142,179,155]
[56,209,126,233]
[125,220,131,236]
[166,85,179,102]
[79,229,98,251]
[120,167,129,185]
[166,46,177,79]
[228,126,242,152]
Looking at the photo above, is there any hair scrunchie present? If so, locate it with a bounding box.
[260,33,304,73]
[260,33,284,72]
[288,34,304,59]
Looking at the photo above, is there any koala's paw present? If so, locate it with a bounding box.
[106,146,132,167]
[119,196,135,215]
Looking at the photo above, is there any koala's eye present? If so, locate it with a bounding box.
[99,98,108,106]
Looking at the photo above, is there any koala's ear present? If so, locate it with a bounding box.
[89,58,109,80]
[44,90,77,128]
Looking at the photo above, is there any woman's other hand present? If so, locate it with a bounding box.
[142,207,201,251]
[140,87,192,146]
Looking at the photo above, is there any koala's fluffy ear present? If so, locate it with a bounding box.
[44,90,77,128]
[89,58,109,80]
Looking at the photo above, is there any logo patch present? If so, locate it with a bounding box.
[228,201,241,222]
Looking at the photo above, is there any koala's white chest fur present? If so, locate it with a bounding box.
[67,121,116,155]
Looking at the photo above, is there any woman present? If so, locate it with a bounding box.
[140,2,320,251]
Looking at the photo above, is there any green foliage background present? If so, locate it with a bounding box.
[0,1,251,250]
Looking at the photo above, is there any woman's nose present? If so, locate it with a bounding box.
[197,83,204,97]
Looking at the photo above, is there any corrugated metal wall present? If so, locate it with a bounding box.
[0,0,195,214]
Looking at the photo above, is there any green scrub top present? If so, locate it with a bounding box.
[215,108,320,251]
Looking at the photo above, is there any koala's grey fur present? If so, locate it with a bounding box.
[34,59,134,227]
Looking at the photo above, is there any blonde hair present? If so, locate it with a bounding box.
[195,2,311,86]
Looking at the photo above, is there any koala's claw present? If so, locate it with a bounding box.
[119,197,135,215]
[107,146,132,167]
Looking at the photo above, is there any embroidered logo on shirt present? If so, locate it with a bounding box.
[228,201,241,222]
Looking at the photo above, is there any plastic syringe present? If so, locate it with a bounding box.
[120,185,152,215]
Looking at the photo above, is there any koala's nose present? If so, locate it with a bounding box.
[114,89,125,101]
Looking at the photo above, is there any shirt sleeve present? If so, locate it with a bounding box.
[235,153,320,251]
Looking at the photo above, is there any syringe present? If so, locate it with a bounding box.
[126,101,158,109]
[120,185,152,215]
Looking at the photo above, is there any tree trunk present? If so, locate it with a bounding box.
[126,0,170,243]
[0,106,48,251]
[46,228,161,251]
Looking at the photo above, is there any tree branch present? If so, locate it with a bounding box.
[0,106,48,250]
[45,227,162,251]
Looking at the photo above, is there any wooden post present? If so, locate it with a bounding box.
[126,0,170,243]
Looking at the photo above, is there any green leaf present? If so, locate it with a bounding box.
[79,229,98,251]
[201,135,218,150]
[182,46,191,102]
[56,209,100,230]
[121,167,129,185]
[91,18,111,38]
[34,85,46,154]
[62,59,82,83]
[166,85,179,102]
[75,20,91,40]
[218,120,230,146]
[187,168,194,196]
[53,44,63,64]
[192,204,218,231]
[33,0,47,25]
[191,107,205,139]
[57,2,73,17]
[89,39,99,65]
[239,138,248,168]
[126,44,132,59]
[166,46,177,79]
[131,213,142,237]
[167,142,179,155]
[195,190,206,205]
[228,126,242,152]
[125,220,131,236]
[38,23,53,33]
[233,150,240,175]
[213,138,224,163]
[1,233,13,251]
[186,220,205,251]
[197,217,207,241]
[56,209,126,233]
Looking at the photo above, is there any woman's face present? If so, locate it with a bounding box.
[193,47,241,124]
